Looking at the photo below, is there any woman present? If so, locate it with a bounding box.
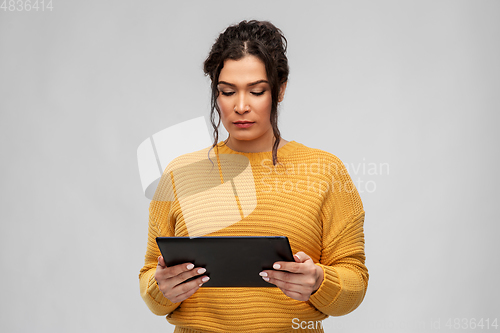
[139,20,368,332]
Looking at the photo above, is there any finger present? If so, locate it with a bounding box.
[259,272,311,302]
[173,267,209,286]
[265,270,314,287]
[262,268,319,294]
[173,274,210,292]
[168,275,210,302]
[274,255,316,274]
[293,251,311,263]
[156,262,200,288]
[161,262,196,279]
[160,270,209,295]
[170,284,199,303]
[272,261,302,274]
[158,256,167,267]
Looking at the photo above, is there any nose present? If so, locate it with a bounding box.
[234,92,249,114]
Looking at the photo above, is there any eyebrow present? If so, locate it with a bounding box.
[217,80,269,87]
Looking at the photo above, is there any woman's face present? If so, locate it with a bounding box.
[217,55,285,152]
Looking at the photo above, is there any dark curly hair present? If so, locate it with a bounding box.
[203,20,289,165]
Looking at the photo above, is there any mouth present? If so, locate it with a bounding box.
[233,121,255,128]
[233,121,254,124]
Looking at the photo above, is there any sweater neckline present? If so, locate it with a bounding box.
[215,140,300,162]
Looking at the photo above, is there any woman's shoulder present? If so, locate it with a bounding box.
[164,145,214,171]
[289,141,346,171]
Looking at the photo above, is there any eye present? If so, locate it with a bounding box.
[251,91,266,96]
[220,91,235,96]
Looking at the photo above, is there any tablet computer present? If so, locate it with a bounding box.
[155,236,294,287]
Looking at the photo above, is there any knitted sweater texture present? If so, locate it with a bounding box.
[139,141,368,332]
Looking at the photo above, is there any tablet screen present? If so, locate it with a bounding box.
[155,236,294,287]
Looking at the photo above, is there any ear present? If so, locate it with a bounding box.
[278,81,288,103]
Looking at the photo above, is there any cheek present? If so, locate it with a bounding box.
[256,96,273,115]
[217,98,232,121]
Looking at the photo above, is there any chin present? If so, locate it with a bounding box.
[232,132,262,140]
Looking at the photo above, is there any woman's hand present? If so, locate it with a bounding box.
[259,251,324,301]
[154,256,210,303]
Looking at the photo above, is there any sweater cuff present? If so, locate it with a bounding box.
[140,269,180,316]
[308,264,368,317]
[308,264,341,310]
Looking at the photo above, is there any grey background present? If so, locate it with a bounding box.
[1,0,499,332]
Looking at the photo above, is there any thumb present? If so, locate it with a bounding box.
[293,251,311,263]
[157,256,166,267]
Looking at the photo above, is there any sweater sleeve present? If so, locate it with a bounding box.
[138,199,181,316]
[308,158,369,316]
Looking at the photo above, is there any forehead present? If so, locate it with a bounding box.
[219,55,268,84]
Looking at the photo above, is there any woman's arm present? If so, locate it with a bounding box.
[138,200,181,316]
[261,156,368,316]
[308,157,368,316]
[308,210,368,316]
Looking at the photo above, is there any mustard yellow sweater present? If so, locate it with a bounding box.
[139,141,368,333]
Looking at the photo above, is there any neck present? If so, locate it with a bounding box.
[225,135,288,153]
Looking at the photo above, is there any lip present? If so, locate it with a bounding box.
[233,120,254,124]
[233,121,255,128]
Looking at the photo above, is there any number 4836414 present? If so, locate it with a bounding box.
[1,0,53,11]
[446,318,498,330]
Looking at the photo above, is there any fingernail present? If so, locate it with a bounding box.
[263,277,270,281]
[294,254,301,261]
[186,264,194,270]
[259,272,268,277]
[202,276,210,282]
[197,268,206,274]
[273,263,281,270]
